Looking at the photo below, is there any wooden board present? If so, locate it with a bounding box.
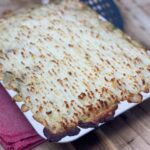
[115,0,150,48]
[0,0,150,149]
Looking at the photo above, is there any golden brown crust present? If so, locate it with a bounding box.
[78,104,118,128]
[0,0,149,141]
[14,94,23,102]
[21,104,29,112]
[43,103,118,141]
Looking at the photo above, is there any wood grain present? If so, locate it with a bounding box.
[33,142,75,150]
[98,125,132,150]
[0,0,150,150]
[0,0,41,15]
[115,0,150,48]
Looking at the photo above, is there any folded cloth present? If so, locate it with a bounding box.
[0,84,45,150]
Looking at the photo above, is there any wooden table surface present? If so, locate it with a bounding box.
[0,0,150,150]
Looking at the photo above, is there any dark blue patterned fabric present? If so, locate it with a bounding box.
[81,0,123,29]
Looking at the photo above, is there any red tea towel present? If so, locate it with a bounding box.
[0,84,45,150]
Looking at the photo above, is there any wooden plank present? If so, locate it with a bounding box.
[120,0,150,31]
[94,130,118,150]
[121,105,150,145]
[33,142,75,150]
[115,0,150,48]
[141,4,150,16]
[131,0,150,6]
[109,117,150,150]
[0,1,150,150]
[72,132,101,150]
[96,124,132,150]
[139,99,150,115]
[0,0,41,15]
